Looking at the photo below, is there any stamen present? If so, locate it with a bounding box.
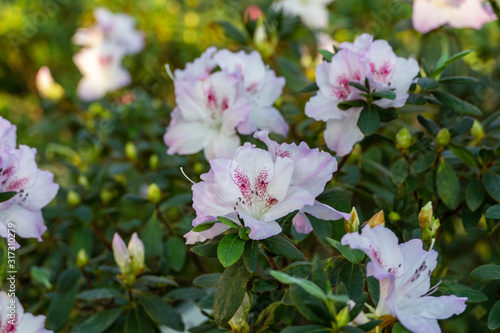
[164,64,176,81]
[180,167,196,185]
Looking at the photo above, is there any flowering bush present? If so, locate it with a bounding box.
[2,0,500,332]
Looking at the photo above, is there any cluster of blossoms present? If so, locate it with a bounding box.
[0,117,59,244]
[0,291,52,333]
[73,8,144,101]
[185,130,350,244]
[412,0,496,33]
[342,225,467,333]
[305,33,419,156]
[164,48,288,160]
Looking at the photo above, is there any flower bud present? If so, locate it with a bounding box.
[125,142,138,162]
[436,128,451,146]
[36,66,64,101]
[396,127,412,150]
[128,233,145,275]
[344,207,360,233]
[419,202,440,242]
[229,293,251,333]
[243,5,263,22]
[365,211,385,228]
[67,190,81,207]
[149,154,159,171]
[112,233,132,276]
[76,249,89,268]
[147,183,161,205]
[388,211,401,222]
[78,175,89,188]
[100,189,115,204]
[471,119,484,145]
[336,305,350,328]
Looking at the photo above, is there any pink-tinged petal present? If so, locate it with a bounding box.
[243,106,289,137]
[302,201,351,221]
[327,50,366,100]
[3,145,37,192]
[396,295,467,333]
[241,213,281,240]
[315,61,333,97]
[395,239,438,299]
[222,89,252,135]
[0,117,16,150]
[305,91,345,122]
[0,205,46,241]
[215,50,266,88]
[164,119,215,156]
[184,230,208,245]
[339,33,373,53]
[253,130,279,158]
[254,71,285,107]
[324,110,364,157]
[263,186,314,221]
[412,1,451,33]
[112,233,131,274]
[14,312,53,333]
[375,274,397,316]
[292,212,313,234]
[0,291,24,331]
[447,0,496,30]
[204,132,241,160]
[175,47,217,80]
[341,225,404,278]
[25,170,59,210]
[265,156,294,203]
[365,40,398,85]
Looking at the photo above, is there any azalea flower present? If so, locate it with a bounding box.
[412,0,496,34]
[0,117,59,242]
[214,50,288,136]
[272,0,334,29]
[254,131,350,233]
[341,225,467,333]
[173,46,218,81]
[305,34,419,156]
[164,71,252,160]
[0,291,52,333]
[73,44,131,102]
[185,142,316,244]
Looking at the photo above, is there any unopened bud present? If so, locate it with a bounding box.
[78,175,89,188]
[100,189,115,204]
[471,119,484,144]
[112,233,131,276]
[36,66,64,101]
[436,128,451,146]
[125,142,138,162]
[344,207,360,233]
[147,183,161,205]
[419,202,440,242]
[149,154,159,171]
[365,211,385,228]
[76,249,89,268]
[128,233,145,275]
[229,293,251,332]
[243,5,263,22]
[67,190,81,207]
[396,127,412,150]
[388,211,401,222]
[418,202,433,229]
[336,306,350,328]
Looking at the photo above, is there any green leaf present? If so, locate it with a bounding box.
[217,21,247,44]
[390,158,409,187]
[417,77,439,90]
[407,93,426,105]
[193,273,221,288]
[431,50,474,78]
[261,234,306,261]
[357,104,380,136]
[77,288,122,301]
[449,117,474,137]
[439,282,488,303]
[348,82,369,93]
[299,82,319,93]
[0,192,16,203]
[417,115,439,136]
[70,308,123,333]
[136,291,184,331]
[282,326,330,333]
[431,90,482,116]
[165,237,186,272]
[30,266,53,289]
[439,76,479,84]
[47,283,78,331]
[338,262,365,300]
[124,307,157,333]
[483,172,500,203]
[213,260,250,325]
[270,271,326,300]
[392,322,412,333]
[318,49,334,61]
[56,268,81,292]
[338,100,365,111]
[348,293,368,321]
[136,275,178,287]
[486,205,500,219]
[470,264,500,280]
[357,320,384,332]
[217,216,240,229]
[372,90,396,100]
[436,159,460,209]
[141,213,164,259]
[243,240,258,273]
[192,221,216,232]
[217,233,246,267]
[465,179,485,212]
[326,238,365,264]
[190,238,219,258]
[448,143,478,169]
[488,300,500,330]
[342,326,366,333]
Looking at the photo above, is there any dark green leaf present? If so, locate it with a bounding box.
[327,238,365,264]
[483,172,500,203]
[217,21,247,44]
[470,264,500,280]
[165,237,186,272]
[338,100,365,110]
[261,234,306,260]
[77,288,122,301]
[349,293,368,321]
[348,82,369,93]
[47,284,78,331]
[407,93,426,105]
[436,159,460,209]
[213,260,250,325]
[448,143,478,168]
[193,273,221,288]
[391,322,411,333]
[243,240,258,273]
[372,90,396,100]
[449,117,474,137]
[217,233,246,267]
[136,275,178,287]
[136,291,184,331]
[167,287,206,301]
[418,77,439,90]
[312,255,328,291]
[271,271,325,300]
[192,221,216,232]
[0,192,16,203]
[465,179,485,212]
[431,50,474,78]
[70,308,123,333]
[282,326,330,333]
[486,205,500,219]
[56,268,81,292]
[318,49,334,61]
[439,76,479,84]
[124,307,157,333]
[190,236,222,258]
[431,90,482,116]
[417,115,439,136]
[342,326,366,333]
[488,300,500,330]
[300,82,319,93]
[217,216,240,229]
[439,282,487,303]
[391,158,408,187]
[357,104,380,136]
